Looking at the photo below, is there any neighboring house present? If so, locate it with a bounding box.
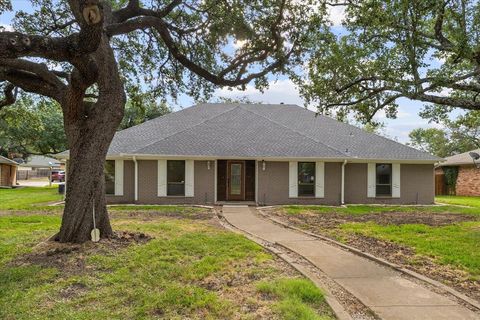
[435,149,480,196]
[0,156,18,188]
[58,103,441,205]
[16,155,63,180]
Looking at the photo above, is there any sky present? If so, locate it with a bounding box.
[0,1,441,144]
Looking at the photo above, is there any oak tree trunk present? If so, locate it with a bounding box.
[56,33,126,243]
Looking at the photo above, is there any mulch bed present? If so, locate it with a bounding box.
[267,208,480,303]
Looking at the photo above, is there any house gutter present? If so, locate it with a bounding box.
[133,156,138,202]
[341,160,347,205]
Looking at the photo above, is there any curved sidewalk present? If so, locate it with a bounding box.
[222,206,479,320]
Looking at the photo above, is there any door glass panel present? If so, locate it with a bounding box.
[230,164,241,195]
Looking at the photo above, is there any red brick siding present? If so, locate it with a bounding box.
[456,165,480,196]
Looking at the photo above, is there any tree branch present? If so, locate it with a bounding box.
[0,1,103,62]
[106,16,291,86]
[0,83,17,109]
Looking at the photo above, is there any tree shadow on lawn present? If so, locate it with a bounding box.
[0,214,335,320]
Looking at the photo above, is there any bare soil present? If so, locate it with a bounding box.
[7,214,332,319]
[268,208,480,303]
[276,210,477,229]
[10,230,153,276]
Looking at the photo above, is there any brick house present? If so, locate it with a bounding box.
[58,103,441,205]
[0,155,18,188]
[436,149,480,196]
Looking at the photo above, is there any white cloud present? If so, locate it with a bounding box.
[328,5,346,26]
[0,24,13,31]
[232,39,247,49]
[215,78,306,106]
[437,87,452,97]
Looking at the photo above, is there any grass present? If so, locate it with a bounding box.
[436,195,480,208]
[0,187,63,211]
[257,278,333,320]
[280,198,480,279]
[0,215,60,267]
[108,205,204,213]
[283,203,480,216]
[0,213,333,319]
[341,221,480,278]
[0,187,205,215]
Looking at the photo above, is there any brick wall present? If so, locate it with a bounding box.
[456,165,480,196]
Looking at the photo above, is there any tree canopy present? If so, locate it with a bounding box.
[408,108,480,157]
[0,0,326,243]
[0,98,67,157]
[301,0,480,125]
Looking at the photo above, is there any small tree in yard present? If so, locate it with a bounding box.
[0,0,322,243]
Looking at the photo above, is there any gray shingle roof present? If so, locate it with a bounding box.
[99,103,440,161]
[437,148,480,166]
[0,155,18,166]
[20,155,62,168]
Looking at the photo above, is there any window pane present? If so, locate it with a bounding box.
[298,162,315,196]
[376,185,391,196]
[376,164,392,196]
[230,163,242,195]
[167,160,185,196]
[105,160,115,195]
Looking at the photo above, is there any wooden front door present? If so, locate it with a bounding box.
[227,161,244,201]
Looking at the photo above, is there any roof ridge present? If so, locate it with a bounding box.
[240,105,349,157]
[134,105,242,154]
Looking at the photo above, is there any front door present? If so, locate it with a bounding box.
[227,161,244,201]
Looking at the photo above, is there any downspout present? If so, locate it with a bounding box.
[133,156,138,202]
[341,160,347,205]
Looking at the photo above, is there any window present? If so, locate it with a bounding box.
[167,160,185,196]
[298,162,315,197]
[376,164,392,196]
[105,160,115,195]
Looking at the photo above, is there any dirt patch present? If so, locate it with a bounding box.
[275,209,477,229]
[109,208,213,220]
[268,208,480,303]
[200,258,295,319]
[341,233,480,302]
[10,231,152,276]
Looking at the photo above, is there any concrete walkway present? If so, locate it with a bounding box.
[222,206,479,320]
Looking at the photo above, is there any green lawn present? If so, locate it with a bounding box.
[0,214,333,319]
[279,201,480,279]
[436,195,480,208]
[341,221,480,278]
[0,187,204,214]
[0,215,60,266]
[0,187,63,211]
[284,203,480,216]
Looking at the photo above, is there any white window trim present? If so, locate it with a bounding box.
[158,159,195,197]
[289,161,298,198]
[368,162,400,198]
[185,160,194,197]
[157,159,167,197]
[114,160,124,196]
[315,161,325,198]
[367,163,376,198]
[392,163,401,198]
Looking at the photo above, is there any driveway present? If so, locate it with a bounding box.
[17,178,61,187]
[221,206,479,320]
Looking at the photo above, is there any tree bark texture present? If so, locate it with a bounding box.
[57,33,126,243]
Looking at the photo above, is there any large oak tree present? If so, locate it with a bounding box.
[301,0,480,125]
[0,0,323,243]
